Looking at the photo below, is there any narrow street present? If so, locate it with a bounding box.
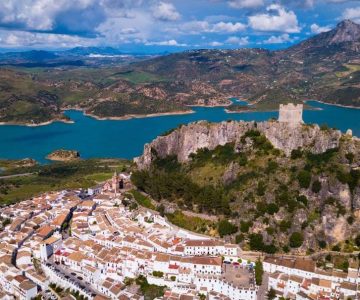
[257,273,269,300]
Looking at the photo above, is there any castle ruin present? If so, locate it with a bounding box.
[278,103,303,126]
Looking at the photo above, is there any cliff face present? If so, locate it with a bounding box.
[135,120,342,169]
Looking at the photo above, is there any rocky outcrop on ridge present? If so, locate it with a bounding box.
[135,120,343,170]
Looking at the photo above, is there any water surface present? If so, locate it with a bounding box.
[0,100,358,163]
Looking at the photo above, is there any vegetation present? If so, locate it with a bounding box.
[255,259,263,285]
[136,275,165,300]
[217,219,238,237]
[0,159,129,205]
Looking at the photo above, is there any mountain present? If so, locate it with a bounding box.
[1,20,360,124]
[132,120,360,253]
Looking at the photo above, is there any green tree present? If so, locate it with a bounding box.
[255,259,263,285]
[217,220,238,237]
[311,180,322,193]
[267,288,277,300]
[289,232,304,248]
[298,170,311,189]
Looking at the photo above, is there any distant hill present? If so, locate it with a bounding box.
[1,20,360,124]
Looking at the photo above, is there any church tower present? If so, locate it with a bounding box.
[112,171,119,193]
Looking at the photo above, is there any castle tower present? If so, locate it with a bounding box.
[278,103,304,126]
[112,171,119,193]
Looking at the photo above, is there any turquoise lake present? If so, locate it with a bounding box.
[0,100,359,163]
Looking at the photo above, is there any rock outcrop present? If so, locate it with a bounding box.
[135,120,342,169]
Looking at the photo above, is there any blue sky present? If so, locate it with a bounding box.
[0,0,359,52]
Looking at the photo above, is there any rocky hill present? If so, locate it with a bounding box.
[133,121,360,254]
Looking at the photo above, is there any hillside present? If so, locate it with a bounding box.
[132,120,360,254]
[1,20,360,124]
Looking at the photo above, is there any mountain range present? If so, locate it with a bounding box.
[0,20,360,124]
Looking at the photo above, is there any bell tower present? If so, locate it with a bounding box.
[112,171,119,193]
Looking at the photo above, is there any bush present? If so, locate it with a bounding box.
[152,271,164,278]
[289,232,304,248]
[256,181,266,196]
[267,203,279,215]
[249,233,264,251]
[235,234,245,244]
[298,170,311,189]
[279,220,291,233]
[332,244,341,252]
[318,240,327,249]
[218,220,238,237]
[355,234,360,247]
[291,149,303,159]
[311,180,322,193]
[240,221,252,233]
[296,195,308,206]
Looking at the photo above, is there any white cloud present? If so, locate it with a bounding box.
[264,33,293,44]
[342,7,360,22]
[248,4,300,33]
[209,41,223,46]
[226,36,249,45]
[152,2,181,22]
[0,29,92,48]
[145,39,187,46]
[310,23,331,34]
[228,0,264,9]
[212,21,246,33]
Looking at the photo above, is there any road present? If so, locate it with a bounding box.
[0,172,34,179]
[47,260,97,297]
[257,273,269,300]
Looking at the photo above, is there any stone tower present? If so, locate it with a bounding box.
[112,171,119,193]
[278,103,304,126]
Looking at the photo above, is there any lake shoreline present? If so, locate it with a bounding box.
[0,118,74,127]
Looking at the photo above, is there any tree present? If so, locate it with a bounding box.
[255,259,263,285]
[267,288,277,300]
[355,234,360,247]
[267,203,279,215]
[311,180,322,193]
[217,220,238,237]
[289,232,304,248]
[249,233,264,251]
[298,170,311,189]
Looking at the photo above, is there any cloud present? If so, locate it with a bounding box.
[152,2,181,22]
[310,23,331,34]
[228,0,264,9]
[212,21,246,32]
[248,4,300,33]
[342,6,360,22]
[264,33,294,44]
[0,29,92,48]
[209,41,223,46]
[226,36,249,45]
[145,39,187,46]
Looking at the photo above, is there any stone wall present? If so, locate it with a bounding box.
[278,103,303,126]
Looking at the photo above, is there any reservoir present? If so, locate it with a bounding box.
[0,100,359,163]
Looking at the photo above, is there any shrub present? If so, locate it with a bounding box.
[311,180,322,193]
[298,170,311,189]
[152,271,164,278]
[217,220,238,237]
[279,220,291,233]
[266,203,279,215]
[355,234,360,247]
[332,244,341,252]
[235,234,245,244]
[318,240,327,249]
[240,221,252,233]
[289,232,304,248]
[345,152,354,163]
[291,148,303,159]
[296,195,308,206]
[249,233,264,251]
[256,181,266,196]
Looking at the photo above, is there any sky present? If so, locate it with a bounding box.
[0,0,360,52]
